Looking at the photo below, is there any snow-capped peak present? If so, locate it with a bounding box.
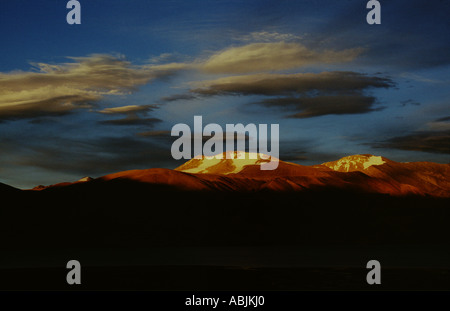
[322,154,386,172]
[77,176,93,182]
[175,151,276,174]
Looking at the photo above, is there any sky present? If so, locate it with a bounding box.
[0,0,449,189]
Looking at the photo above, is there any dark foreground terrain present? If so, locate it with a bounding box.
[1,181,449,290]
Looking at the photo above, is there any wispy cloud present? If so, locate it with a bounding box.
[236,31,302,43]
[201,42,363,74]
[0,54,187,121]
[160,93,198,102]
[98,104,158,115]
[190,71,393,96]
[97,104,162,127]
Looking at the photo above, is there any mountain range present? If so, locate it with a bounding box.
[24,153,450,197]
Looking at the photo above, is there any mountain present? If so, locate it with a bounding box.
[99,168,211,191]
[322,154,387,172]
[175,151,273,174]
[0,182,20,194]
[77,176,93,182]
[32,176,94,191]
[322,155,450,197]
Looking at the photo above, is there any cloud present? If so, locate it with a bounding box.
[0,94,97,121]
[374,130,450,155]
[99,116,162,126]
[148,53,181,64]
[144,62,192,79]
[190,71,393,96]
[137,130,171,137]
[160,94,198,102]
[436,116,450,122]
[201,42,363,74]
[426,122,450,132]
[97,104,162,127]
[425,116,450,131]
[98,104,158,115]
[0,54,187,121]
[371,116,450,155]
[237,31,302,43]
[400,99,421,107]
[261,95,381,118]
[177,71,392,118]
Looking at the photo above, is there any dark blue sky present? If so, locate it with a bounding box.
[0,0,449,188]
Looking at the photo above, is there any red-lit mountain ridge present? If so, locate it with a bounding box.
[28,152,450,197]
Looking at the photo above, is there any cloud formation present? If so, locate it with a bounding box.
[372,116,450,155]
[202,42,363,74]
[98,104,162,126]
[175,71,393,118]
[375,130,450,155]
[0,54,187,121]
[160,93,198,102]
[98,104,158,115]
[190,71,393,96]
[261,95,380,118]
